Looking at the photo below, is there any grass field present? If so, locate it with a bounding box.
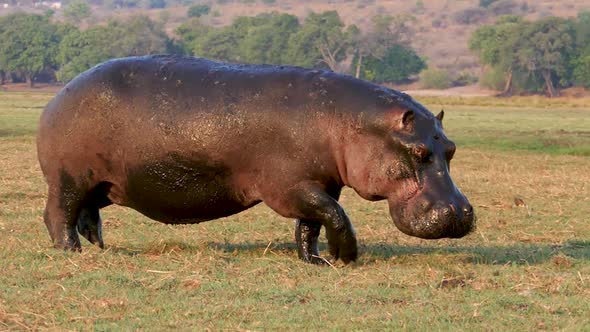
[1,91,589,330]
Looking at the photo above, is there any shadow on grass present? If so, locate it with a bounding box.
[207,240,590,266]
[100,239,590,266]
[360,240,590,265]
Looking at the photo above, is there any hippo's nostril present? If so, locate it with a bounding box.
[463,205,473,216]
[449,203,456,214]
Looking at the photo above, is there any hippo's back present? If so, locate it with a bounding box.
[36,55,372,223]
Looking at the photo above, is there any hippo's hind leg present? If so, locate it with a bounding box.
[77,206,104,248]
[43,173,86,251]
[295,187,342,265]
[43,170,110,251]
[76,182,111,248]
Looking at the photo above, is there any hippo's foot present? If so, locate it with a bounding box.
[77,207,105,249]
[284,183,357,265]
[295,219,326,265]
[43,173,110,252]
[325,226,358,264]
[43,186,83,251]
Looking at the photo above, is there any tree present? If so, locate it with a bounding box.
[570,12,590,88]
[63,0,92,24]
[469,16,525,95]
[56,27,112,82]
[515,17,574,97]
[176,18,212,55]
[285,11,352,71]
[239,13,300,64]
[56,16,174,82]
[178,13,300,64]
[107,16,172,57]
[0,14,63,87]
[350,14,416,79]
[354,45,425,83]
[572,54,590,88]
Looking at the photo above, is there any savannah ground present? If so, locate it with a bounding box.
[0,90,589,330]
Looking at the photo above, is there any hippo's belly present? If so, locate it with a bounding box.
[118,154,259,224]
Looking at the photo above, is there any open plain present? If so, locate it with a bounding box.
[0,91,589,330]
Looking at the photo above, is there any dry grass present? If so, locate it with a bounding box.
[0,91,589,330]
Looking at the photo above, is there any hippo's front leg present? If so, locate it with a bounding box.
[295,219,324,264]
[267,183,357,264]
[295,187,347,264]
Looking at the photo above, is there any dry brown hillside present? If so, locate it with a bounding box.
[2,0,589,76]
[87,0,590,75]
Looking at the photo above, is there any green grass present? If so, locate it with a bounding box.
[1,92,590,330]
[421,102,590,156]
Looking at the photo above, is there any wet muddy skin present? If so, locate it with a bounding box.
[37,54,475,264]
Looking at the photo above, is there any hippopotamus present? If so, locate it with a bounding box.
[37,55,475,264]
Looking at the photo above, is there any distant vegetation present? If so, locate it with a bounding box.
[1,2,590,97]
[470,14,590,97]
[0,11,424,87]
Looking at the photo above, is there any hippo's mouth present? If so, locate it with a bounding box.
[389,200,476,240]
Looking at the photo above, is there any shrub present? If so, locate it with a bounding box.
[454,8,487,25]
[479,68,505,90]
[419,67,452,89]
[479,0,498,7]
[187,4,210,17]
[454,72,478,86]
[148,0,166,9]
[572,54,590,88]
[432,18,444,28]
[488,0,519,16]
[415,0,425,13]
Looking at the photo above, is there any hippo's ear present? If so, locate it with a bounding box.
[401,110,414,130]
[436,110,444,122]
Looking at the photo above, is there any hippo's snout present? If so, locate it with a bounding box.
[390,195,476,240]
[431,200,475,238]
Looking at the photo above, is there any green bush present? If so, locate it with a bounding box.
[148,0,166,9]
[355,45,426,83]
[479,67,505,90]
[454,72,478,86]
[572,54,590,88]
[479,0,498,8]
[454,8,487,25]
[187,4,210,17]
[419,67,452,89]
[488,0,519,16]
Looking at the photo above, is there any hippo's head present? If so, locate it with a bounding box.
[344,101,475,239]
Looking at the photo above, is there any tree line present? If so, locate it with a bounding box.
[470,13,590,97]
[2,9,590,97]
[0,11,424,87]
